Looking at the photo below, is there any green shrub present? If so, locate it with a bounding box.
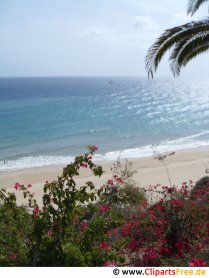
[1,148,209,267]
[0,146,123,266]
[101,159,145,207]
[0,203,32,266]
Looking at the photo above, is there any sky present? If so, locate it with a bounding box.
[0,0,208,77]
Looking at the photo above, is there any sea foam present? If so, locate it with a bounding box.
[1,132,209,171]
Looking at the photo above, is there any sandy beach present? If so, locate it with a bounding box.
[1,147,209,204]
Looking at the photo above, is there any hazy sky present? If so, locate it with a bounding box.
[0,0,208,77]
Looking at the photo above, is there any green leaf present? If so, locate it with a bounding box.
[93,166,104,177]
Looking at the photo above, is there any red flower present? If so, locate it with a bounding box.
[14,182,20,190]
[174,241,183,250]
[166,187,175,194]
[127,240,141,251]
[80,220,89,230]
[99,241,111,251]
[155,226,163,237]
[80,162,88,168]
[9,252,17,260]
[170,199,184,206]
[27,183,32,188]
[160,246,171,255]
[121,223,132,237]
[33,206,40,215]
[189,258,206,267]
[143,248,159,264]
[99,204,109,214]
[116,177,124,184]
[154,203,165,211]
[107,179,114,186]
[174,240,191,257]
[148,210,156,217]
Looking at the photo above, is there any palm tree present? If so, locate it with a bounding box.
[146,0,209,77]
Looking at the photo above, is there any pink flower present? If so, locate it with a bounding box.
[80,220,89,230]
[99,204,109,214]
[88,145,99,152]
[99,241,111,251]
[87,156,92,160]
[103,261,116,267]
[80,162,88,168]
[93,145,98,151]
[9,252,17,260]
[170,199,184,206]
[189,258,206,267]
[121,223,132,237]
[113,175,123,184]
[116,177,124,184]
[33,206,40,215]
[27,184,32,188]
[153,202,165,211]
[14,182,20,190]
[166,187,175,194]
[143,248,159,264]
[47,230,53,237]
[107,179,114,186]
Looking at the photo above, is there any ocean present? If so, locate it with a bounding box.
[1,76,209,170]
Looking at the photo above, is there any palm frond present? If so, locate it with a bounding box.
[145,19,209,77]
[182,42,209,67]
[170,30,209,75]
[187,0,209,16]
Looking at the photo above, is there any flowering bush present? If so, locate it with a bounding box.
[113,180,209,266]
[189,258,206,267]
[0,147,209,267]
[0,146,124,266]
[101,159,145,207]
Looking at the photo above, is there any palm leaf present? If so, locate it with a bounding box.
[187,0,209,16]
[145,19,209,77]
[182,42,209,67]
[170,30,209,75]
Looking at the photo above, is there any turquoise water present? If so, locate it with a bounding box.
[1,76,209,170]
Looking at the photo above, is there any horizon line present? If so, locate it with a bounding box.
[0,75,202,79]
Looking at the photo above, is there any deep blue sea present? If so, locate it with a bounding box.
[1,76,209,170]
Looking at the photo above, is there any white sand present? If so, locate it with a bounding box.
[1,148,209,205]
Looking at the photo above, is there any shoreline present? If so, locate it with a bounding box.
[1,147,209,205]
[1,144,209,171]
[1,142,209,172]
